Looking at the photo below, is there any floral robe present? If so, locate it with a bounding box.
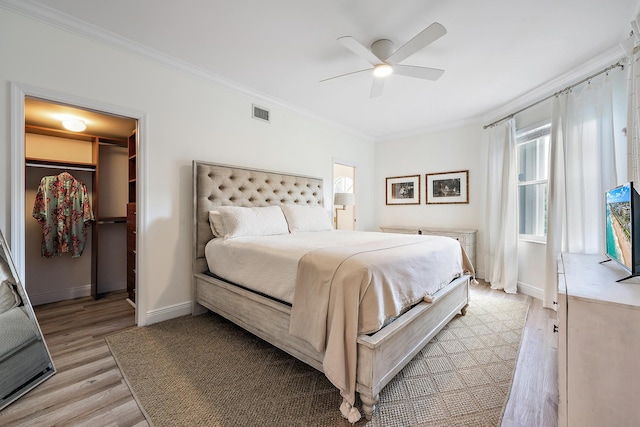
[32,172,94,258]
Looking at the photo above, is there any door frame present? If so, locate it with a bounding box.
[332,158,358,231]
[10,82,147,325]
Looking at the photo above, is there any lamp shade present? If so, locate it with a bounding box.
[334,192,355,206]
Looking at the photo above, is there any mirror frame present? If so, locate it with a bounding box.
[0,228,56,410]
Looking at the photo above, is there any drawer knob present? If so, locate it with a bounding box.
[553,324,558,333]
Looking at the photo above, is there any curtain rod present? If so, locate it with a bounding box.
[483,60,625,129]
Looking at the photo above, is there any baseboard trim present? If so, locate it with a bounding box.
[99,281,126,294]
[145,301,192,325]
[30,284,91,306]
[517,281,543,301]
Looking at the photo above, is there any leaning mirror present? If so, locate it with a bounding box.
[0,227,55,410]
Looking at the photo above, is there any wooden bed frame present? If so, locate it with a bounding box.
[192,160,470,419]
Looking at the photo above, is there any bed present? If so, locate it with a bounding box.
[192,161,471,421]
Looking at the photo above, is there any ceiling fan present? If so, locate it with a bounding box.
[321,22,447,98]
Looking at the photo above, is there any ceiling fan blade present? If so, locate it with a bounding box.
[386,22,447,64]
[319,68,372,83]
[370,78,385,98]
[337,36,383,65]
[393,65,444,81]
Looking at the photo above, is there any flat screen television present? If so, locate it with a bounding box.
[605,182,640,281]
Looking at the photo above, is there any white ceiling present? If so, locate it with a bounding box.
[14,0,640,139]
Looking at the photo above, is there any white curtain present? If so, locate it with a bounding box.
[485,118,518,293]
[544,74,619,308]
[627,48,640,186]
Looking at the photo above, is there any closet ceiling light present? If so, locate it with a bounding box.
[62,119,86,132]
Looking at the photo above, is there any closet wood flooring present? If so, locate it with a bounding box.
[0,283,557,426]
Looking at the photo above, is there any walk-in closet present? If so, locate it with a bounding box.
[23,98,137,306]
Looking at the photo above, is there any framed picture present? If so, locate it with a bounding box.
[386,175,420,205]
[426,170,469,204]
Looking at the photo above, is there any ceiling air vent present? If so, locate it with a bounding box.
[252,104,270,123]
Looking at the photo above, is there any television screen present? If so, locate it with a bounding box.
[605,183,633,271]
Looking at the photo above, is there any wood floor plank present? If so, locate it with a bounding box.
[0,290,148,427]
[0,284,558,426]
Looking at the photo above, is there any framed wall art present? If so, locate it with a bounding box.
[426,170,469,204]
[386,175,420,205]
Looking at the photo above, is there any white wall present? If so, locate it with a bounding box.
[374,122,488,278]
[0,9,374,324]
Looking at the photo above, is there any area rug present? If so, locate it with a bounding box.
[106,294,528,427]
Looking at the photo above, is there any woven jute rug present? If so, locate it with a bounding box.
[106,293,528,427]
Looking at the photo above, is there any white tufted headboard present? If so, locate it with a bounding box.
[192,161,325,274]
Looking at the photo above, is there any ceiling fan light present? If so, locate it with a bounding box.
[62,118,86,132]
[373,63,393,78]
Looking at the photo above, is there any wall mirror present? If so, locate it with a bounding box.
[0,227,55,410]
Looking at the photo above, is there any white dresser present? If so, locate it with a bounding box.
[557,253,640,427]
[379,225,477,268]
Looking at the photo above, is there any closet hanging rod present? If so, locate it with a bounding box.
[25,162,96,172]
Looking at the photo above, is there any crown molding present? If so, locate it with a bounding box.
[374,43,627,142]
[0,0,374,142]
[375,115,484,143]
[482,45,627,127]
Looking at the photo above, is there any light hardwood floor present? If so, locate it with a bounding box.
[0,291,148,426]
[0,283,557,426]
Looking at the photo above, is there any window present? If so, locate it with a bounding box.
[333,176,353,193]
[516,122,550,240]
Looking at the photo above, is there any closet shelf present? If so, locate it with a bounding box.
[97,216,126,225]
[26,157,96,172]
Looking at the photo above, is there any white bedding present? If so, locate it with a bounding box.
[204,230,467,304]
[205,230,387,303]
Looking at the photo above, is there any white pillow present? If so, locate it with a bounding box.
[281,204,333,232]
[216,206,289,239]
[208,211,225,238]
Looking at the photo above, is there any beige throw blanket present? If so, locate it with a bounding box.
[289,234,474,407]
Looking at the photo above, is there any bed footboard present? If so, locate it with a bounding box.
[355,274,469,418]
[193,272,470,420]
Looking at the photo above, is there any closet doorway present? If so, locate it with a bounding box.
[333,161,357,231]
[20,96,138,309]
